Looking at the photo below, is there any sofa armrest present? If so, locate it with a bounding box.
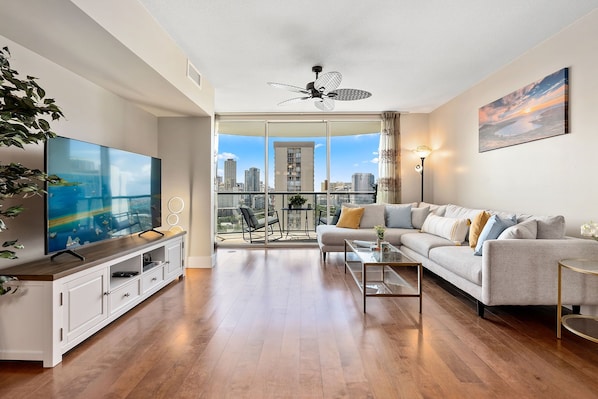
[481,238,598,305]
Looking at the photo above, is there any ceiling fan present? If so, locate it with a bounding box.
[267,66,372,111]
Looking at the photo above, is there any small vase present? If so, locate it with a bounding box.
[377,238,382,249]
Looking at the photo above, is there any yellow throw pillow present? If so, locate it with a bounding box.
[336,206,365,229]
[469,210,491,248]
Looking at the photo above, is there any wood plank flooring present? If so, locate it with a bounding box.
[1,247,598,398]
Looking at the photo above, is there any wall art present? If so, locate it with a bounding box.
[479,68,569,152]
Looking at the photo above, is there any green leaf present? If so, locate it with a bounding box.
[2,239,18,248]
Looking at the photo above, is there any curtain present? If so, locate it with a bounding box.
[377,112,400,203]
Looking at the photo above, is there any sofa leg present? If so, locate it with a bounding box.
[477,301,485,318]
[322,252,327,262]
[572,305,581,314]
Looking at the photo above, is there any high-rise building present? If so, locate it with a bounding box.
[244,167,260,192]
[273,141,314,192]
[223,158,237,191]
[274,141,315,230]
[352,173,375,204]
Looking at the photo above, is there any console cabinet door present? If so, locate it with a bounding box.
[62,269,108,344]
[164,240,183,279]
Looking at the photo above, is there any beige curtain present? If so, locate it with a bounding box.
[378,112,400,203]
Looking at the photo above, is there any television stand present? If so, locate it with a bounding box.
[0,231,185,367]
[50,249,85,261]
[138,228,165,237]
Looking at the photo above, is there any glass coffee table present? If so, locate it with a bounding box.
[344,239,422,313]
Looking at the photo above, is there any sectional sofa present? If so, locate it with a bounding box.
[316,202,598,316]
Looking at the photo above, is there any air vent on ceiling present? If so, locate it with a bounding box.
[187,60,202,89]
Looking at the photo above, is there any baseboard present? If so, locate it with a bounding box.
[186,254,216,268]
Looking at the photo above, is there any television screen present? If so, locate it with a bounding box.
[45,136,161,254]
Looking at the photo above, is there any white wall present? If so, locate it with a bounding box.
[0,36,158,267]
[399,113,430,204]
[428,9,598,237]
[158,117,215,268]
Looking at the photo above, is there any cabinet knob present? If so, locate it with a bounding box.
[165,261,170,264]
[124,292,130,297]
[104,291,110,296]
[151,277,157,282]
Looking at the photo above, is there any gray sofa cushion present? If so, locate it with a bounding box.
[419,202,446,216]
[317,225,377,246]
[517,214,565,239]
[343,203,385,228]
[385,204,413,228]
[316,225,413,247]
[400,232,455,257]
[429,246,483,285]
[411,206,430,229]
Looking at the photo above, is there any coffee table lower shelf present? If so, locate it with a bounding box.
[344,257,422,313]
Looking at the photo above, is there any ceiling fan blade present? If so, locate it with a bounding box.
[277,96,311,106]
[332,88,372,101]
[314,71,342,92]
[314,97,335,111]
[268,82,310,94]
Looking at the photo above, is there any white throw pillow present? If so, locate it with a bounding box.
[498,219,538,239]
[421,214,470,244]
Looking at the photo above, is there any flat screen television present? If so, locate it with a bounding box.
[45,136,162,258]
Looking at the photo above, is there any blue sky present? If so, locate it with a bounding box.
[217,133,380,190]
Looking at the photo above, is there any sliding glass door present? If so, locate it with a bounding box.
[215,116,380,246]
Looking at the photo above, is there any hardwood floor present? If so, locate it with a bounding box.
[1,247,598,398]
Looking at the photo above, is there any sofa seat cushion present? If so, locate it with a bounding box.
[383,228,416,245]
[400,232,455,257]
[429,246,483,285]
[317,225,376,246]
[316,225,413,247]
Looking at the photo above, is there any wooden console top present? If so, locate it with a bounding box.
[0,231,186,281]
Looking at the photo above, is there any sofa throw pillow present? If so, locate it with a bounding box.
[535,215,565,239]
[411,206,430,230]
[421,214,470,244]
[469,211,491,248]
[385,204,413,228]
[336,206,365,229]
[474,214,517,256]
[343,203,385,228]
[498,219,537,239]
[419,202,446,216]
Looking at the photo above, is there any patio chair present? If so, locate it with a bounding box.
[239,207,283,243]
[317,208,341,226]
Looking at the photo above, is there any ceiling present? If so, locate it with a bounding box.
[0,1,597,117]
[138,0,598,114]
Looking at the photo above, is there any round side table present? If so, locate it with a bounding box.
[557,259,598,343]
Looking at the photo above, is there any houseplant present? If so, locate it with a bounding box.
[0,46,64,291]
[288,194,307,209]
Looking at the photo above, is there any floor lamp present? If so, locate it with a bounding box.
[414,145,432,202]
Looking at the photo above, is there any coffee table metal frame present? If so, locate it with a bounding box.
[344,239,422,313]
[557,258,598,343]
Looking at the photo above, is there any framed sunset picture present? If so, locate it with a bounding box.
[478,68,569,152]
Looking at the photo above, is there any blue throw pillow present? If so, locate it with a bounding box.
[386,205,413,228]
[474,214,517,256]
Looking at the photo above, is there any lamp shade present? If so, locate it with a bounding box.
[415,145,432,159]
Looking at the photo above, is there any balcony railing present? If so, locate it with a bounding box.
[216,191,376,243]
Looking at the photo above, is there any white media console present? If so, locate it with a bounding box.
[0,231,185,367]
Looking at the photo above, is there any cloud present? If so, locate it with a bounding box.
[370,157,379,164]
[217,152,238,161]
[314,143,324,149]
